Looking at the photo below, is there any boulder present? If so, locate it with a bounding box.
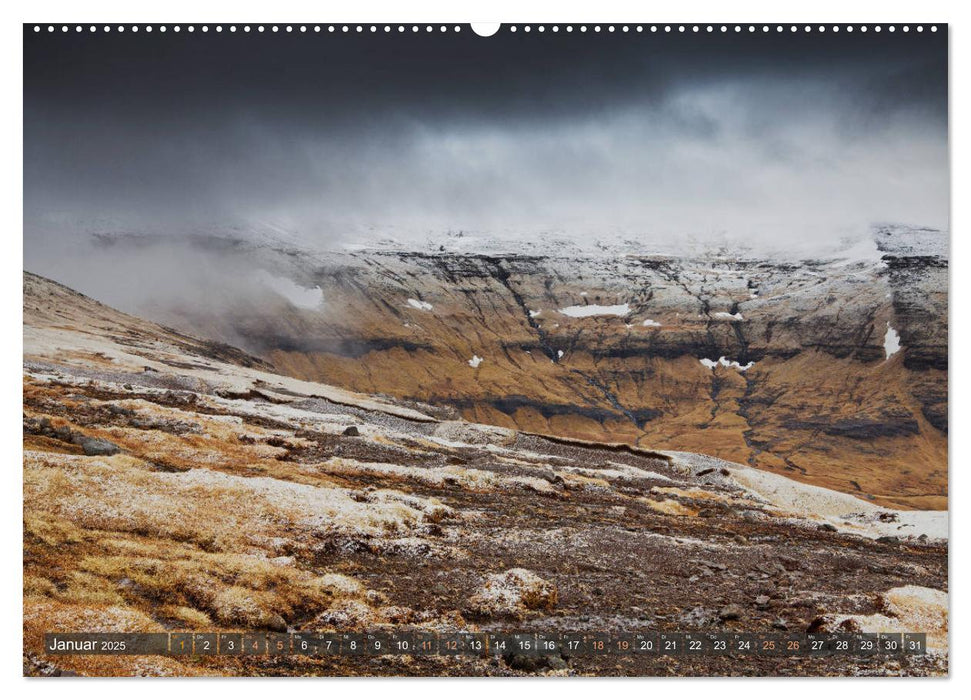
[718,604,742,621]
[78,437,121,456]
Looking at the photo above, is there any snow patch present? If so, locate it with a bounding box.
[406,298,433,311]
[528,309,542,318]
[884,322,901,359]
[559,303,630,318]
[664,450,947,541]
[819,586,948,653]
[641,319,661,327]
[468,355,483,368]
[700,357,754,372]
[733,464,945,540]
[722,358,755,371]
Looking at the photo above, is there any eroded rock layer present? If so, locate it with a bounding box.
[134,226,948,510]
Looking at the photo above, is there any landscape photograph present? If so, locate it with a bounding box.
[22,23,948,677]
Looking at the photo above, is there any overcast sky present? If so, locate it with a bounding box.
[24,26,948,253]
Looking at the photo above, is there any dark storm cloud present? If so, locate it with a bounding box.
[24,26,948,247]
[23,27,946,123]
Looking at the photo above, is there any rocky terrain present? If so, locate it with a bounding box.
[23,271,947,677]
[88,225,948,511]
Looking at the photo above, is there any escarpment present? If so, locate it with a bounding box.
[90,226,949,510]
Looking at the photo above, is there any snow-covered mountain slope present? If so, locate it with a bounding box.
[31,224,948,510]
[22,271,947,677]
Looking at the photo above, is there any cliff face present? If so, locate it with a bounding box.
[91,226,948,509]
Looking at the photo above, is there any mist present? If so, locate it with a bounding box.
[23,26,948,315]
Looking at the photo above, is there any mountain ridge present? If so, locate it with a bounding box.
[25,224,948,510]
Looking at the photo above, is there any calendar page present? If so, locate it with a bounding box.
[22,21,948,678]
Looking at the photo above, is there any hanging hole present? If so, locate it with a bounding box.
[471,23,500,37]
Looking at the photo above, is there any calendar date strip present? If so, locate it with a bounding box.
[44,631,927,657]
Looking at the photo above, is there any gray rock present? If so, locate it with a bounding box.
[265,614,288,632]
[718,604,743,621]
[107,404,135,416]
[504,653,567,672]
[79,437,121,456]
